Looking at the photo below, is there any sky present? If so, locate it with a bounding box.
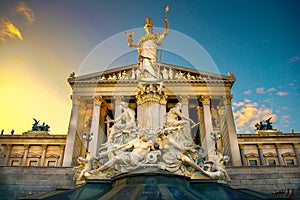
[0,0,299,134]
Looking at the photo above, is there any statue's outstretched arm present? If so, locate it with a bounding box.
[125,32,138,48]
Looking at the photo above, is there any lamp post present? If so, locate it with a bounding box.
[211,132,220,155]
[82,132,93,153]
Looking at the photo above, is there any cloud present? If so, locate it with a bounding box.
[0,2,35,42]
[0,18,23,42]
[288,56,300,63]
[280,115,290,128]
[244,90,251,95]
[15,2,35,25]
[267,88,276,92]
[256,87,265,94]
[276,91,288,96]
[233,98,277,133]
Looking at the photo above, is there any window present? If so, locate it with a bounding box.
[11,160,20,166]
[268,160,276,166]
[286,159,294,165]
[47,161,56,167]
[249,160,257,166]
[29,161,38,166]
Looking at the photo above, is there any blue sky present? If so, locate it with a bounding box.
[0,0,299,134]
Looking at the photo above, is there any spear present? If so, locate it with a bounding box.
[160,5,169,62]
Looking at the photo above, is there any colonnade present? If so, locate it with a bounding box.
[63,94,241,166]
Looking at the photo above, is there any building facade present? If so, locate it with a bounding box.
[62,63,241,167]
[0,131,66,167]
[238,130,300,166]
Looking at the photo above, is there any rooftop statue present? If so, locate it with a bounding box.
[32,118,50,131]
[125,6,169,80]
[255,117,274,130]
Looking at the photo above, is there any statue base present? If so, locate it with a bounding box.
[33,170,277,199]
[22,131,50,136]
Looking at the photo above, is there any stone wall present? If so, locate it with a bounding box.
[228,165,300,199]
[0,166,75,200]
[1,166,299,200]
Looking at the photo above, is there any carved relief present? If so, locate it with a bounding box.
[136,83,167,105]
[223,94,233,105]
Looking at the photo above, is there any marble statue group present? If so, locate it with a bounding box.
[73,7,231,184]
[74,102,230,184]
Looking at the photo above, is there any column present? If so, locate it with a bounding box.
[257,144,265,165]
[63,96,80,167]
[239,144,247,166]
[179,96,189,117]
[200,95,215,159]
[137,103,143,128]
[89,96,103,157]
[275,143,284,165]
[197,106,205,146]
[114,96,124,118]
[39,145,47,166]
[21,145,29,166]
[223,94,242,166]
[293,143,300,165]
[57,145,65,167]
[4,144,12,166]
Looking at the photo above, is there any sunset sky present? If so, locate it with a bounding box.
[0,0,299,134]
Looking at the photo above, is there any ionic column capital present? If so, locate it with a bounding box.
[179,95,189,105]
[223,94,233,105]
[42,144,47,150]
[24,145,29,150]
[257,144,264,149]
[71,95,81,106]
[94,96,104,106]
[200,95,211,105]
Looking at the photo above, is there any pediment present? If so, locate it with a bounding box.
[245,152,259,158]
[69,62,235,85]
[281,152,296,157]
[46,153,59,158]
[10,153,23,158]
[28,152,41,158]
[263,152,277,157]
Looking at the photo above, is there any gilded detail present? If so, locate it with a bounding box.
[200,95,210,105]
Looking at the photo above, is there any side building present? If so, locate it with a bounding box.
[0,131,66,167]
